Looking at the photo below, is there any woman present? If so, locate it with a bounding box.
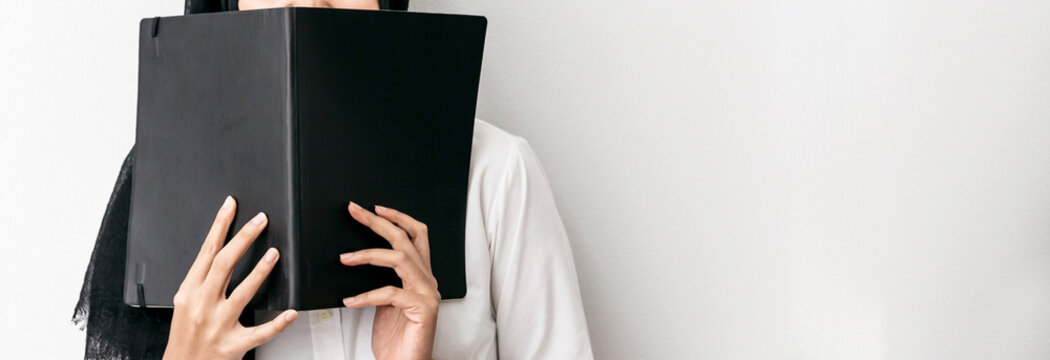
[74,1,592,359]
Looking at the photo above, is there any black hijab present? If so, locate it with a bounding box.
[187,0,410,13]
[72,1,408,359]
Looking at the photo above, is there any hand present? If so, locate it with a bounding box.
[164,196,298,360]
[341,202,441,360]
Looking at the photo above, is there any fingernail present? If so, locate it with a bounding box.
[264,248,278,262]
[343,297,355,306]
[375,205,388,212]
[222,196,234,209]
[251,212,267,225]
[349,202,362,210]
[340,252,354,262]
[284,310,298,322]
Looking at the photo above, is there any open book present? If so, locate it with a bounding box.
[124,7,486,310]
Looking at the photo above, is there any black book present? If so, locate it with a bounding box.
[124,7,487,311]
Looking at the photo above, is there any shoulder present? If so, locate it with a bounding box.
[471,119,530,165]
[468,118,552,215]
[469,119,541,180]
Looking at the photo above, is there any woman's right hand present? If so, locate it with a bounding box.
[163,196,298,360]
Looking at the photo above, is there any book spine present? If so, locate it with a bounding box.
[282,7,302,310]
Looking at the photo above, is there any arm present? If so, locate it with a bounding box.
[489,138,594,359]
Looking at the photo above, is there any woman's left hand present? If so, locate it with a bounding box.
[341,202,441,360]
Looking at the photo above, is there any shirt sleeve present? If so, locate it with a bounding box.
[487,137,594,359]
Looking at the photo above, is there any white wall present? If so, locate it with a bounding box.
[3,0,1050,358]
[1,0,180,358]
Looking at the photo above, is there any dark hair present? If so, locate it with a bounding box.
[380,0,411,10]
[186,0,410,14]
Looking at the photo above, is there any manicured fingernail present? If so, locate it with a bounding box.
[343,297,355,306]
[349,202,362,210]
[340,252,355,262]
[264,248,278,262]
[222,196,234,209]
[284,310,298,322]
[251,212,267,225]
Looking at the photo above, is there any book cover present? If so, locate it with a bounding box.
[124,7,486,310]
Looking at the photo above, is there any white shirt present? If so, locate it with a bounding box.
[255,120,593,359]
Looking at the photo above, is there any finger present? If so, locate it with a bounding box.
[374,205,431,268]
[348,202,430,274]
[340,248,431,288]
[204,212,268,296]
[343,286,432,312]
[243,310,298,349]
[184,196,236,286]
[348,202,413,250]
[226,247,279,310]
[373,205,425,239]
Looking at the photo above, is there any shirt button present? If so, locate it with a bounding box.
[318,309,332,322]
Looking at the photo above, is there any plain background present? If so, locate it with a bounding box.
[3,0,1050,358]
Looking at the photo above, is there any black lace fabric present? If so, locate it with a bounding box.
[72,148,174,359]
[72,147,255,359]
